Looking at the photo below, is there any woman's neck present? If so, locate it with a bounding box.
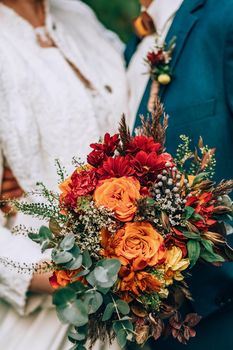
[1,0,46,27]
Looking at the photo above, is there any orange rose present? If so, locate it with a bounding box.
[49,269,83,289]
[117,266,162,301]
[94,176,141,222]
[102,222,165,270]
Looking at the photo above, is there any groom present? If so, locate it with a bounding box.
[126,0,233,349]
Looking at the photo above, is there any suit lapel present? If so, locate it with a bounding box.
[134,0,207,131]
[159,0,207,98]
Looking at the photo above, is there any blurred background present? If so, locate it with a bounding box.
[83,0,140,42]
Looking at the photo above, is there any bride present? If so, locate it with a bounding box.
[0,0,127,349]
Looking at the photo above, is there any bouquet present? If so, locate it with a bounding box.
[6,101,233,350]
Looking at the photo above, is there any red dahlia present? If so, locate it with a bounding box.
[97,156,135,179]
[125,136,161,155]
[129,151,173,180]
[90,133,120,156]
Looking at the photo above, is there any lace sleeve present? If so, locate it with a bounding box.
[0,69,46,316]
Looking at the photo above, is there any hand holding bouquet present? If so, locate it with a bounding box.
[7,101,233,350]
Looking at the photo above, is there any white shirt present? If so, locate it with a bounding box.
[127,0,184,130]
[0,1,127,349]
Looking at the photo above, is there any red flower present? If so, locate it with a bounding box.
[165,234,188,257]
[147,50,165,65]
[186,192,217,231]
[62,169,98,209]
[97,156,135,179]
[129,151,172,181]
[87,150,105,167]
[90,133,120,156]
[87,133,120,168]
[125,136,161,155]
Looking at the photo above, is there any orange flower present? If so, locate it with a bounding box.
[102,222,165,270]
[94,176,141,222]
[118,266,162,301]
[49,269,82,289]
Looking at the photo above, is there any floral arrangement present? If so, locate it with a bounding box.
[145,36,176,85]
[5,101,233,350]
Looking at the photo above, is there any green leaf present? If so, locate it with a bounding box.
[75,269,90,278]
[146,198,156,206]
[201,239,225,263]
[87,259,121,289]
[182,231,201,240]
[192,213,204,221]
[116,300,130,315]
[52,250,73,264]
[68,331,86,342]
[82,290,103,314]
[97,259,121,277]
[116,329,127,348]
[184,206,195,220]
[69,281,87,293]
[192,172,209,186]
[187,240,201,268]
[68,325,88,343]
[102,302,114,321]
[39,226,53,240]
[53,287,76,307]
[64,246,83,270]
[82,250,92,269]
[200,251,224,263]
[57,299,88,327]
[60,234,75,251]
[64,255,83,270]
[29,226,53,251]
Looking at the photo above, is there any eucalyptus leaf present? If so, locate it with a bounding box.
[97,259,121,277]
[82,290,103,314]
[102,302,114,321]
[53,287,76,307]
[60,234,75,251]
[116,329,127,348]
[57,299,88,327]
[64,255,83,270]
[116,300,130,315]
[82,250,92,269]
[52,250,73,264]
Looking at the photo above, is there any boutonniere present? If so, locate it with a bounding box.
[145,36,176,112]
[145,36,176,85]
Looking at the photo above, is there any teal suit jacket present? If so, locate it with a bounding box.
[125,0,233,348]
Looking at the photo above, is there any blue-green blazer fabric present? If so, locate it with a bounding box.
[125,0,233,348]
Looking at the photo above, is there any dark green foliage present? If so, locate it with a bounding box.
[83,0,140,42]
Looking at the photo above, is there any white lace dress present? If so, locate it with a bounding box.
[0,1,128,349]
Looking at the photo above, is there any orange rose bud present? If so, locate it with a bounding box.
[102,222,165,270]
[118,268,162,301]
[49,269,82,289]
[94,176,141,222]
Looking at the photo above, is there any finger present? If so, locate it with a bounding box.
[1,179,20,191]
[2,168,15,180]
[0,188,24,200]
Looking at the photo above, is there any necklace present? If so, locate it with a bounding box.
[34,26,54,48]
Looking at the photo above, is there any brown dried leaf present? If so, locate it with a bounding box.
[131,304,148,318]
[135,324,150,345]
[149,314,164,340]
[184,313,202,327]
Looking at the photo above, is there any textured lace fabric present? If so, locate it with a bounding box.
[0,1,126,349]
